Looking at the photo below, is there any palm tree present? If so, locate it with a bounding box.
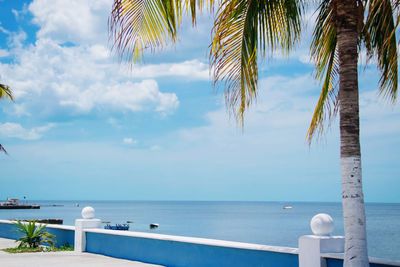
[0,83,14,155]
[13,219,56,248]
[109,1,398,265]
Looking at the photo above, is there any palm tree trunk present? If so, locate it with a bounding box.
[337,0,369,266]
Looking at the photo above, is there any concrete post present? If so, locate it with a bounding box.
[298,213,344,267]
[74,206,101,252]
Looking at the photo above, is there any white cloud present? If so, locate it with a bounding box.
[29,0,111,45]
[0,122,55,140]
[0,0,212,117]
[131,60,209,80]
[107,117,119,128]
[0,25,10,35]
[0,38,180,115]
[58,80,179,113]
[12,3,29,21]
[359,90,400,137]
[178,74,319,151]
[150,145,161,151]
[0,49,9,57]
[177,71,400,156]
[9,31,27,49]
[123,138,137,145]
[11,104,31,117]
[0,27,27,49]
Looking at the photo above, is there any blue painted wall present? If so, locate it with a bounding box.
[86,232,299,267]
[45,227,74,247]
[0,222,74,248]
[0,222,21,240]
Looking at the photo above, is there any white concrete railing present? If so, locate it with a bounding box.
[75,207,342,267]
[84,228,299,254]
[79,210,400,267]
[0,219,75,230]
[76,209,378,267]
[2,209,399,267]
[74,206,100,252]
[74,207,298,254]
[298,214,344,267]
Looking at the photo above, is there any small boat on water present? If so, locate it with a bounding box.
[150,223,159,229]
[104,224,130,231]
[283,205,293,210]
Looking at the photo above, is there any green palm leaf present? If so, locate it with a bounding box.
[365,0,398,102]
[0,84,13,101]
[308,0,339,142]
[109,0,214,63]
[210,0,303,122]
[308,0,399,142]
[110,0,177,63]
[14,220,56,248]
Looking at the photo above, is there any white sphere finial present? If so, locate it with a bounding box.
[81,206,95,219]
[310,213,334,236]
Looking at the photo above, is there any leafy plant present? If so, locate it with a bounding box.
[13,219,56,248]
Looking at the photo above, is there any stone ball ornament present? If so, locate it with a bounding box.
[310,213,334,236]
[81,206,95,219]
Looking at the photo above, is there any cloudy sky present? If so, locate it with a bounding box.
[0,0,399,202]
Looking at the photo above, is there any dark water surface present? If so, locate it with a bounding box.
[0,201,399,260]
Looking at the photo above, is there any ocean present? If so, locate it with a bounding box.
[0,201,399,260]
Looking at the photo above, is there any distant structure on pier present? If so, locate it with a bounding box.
[0,198,40,209]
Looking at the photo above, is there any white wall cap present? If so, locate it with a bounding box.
[310,213,334,236]
[81,206,95,219]
[0,219,74,230]
[85,228,299,254]
[43,224,75,230]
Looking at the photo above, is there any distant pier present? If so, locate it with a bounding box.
[0,198,40,209]
[0,204,40,209]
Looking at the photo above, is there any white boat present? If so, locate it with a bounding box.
[283,205,293,209]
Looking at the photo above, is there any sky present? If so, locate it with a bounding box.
[0,0,399,202]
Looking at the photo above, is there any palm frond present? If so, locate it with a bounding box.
[365,0,398,102]
[109,0,178,63]
[307,0,339,143]
[14,220,56,248]
[183,0,215,25]
[0,84,14,101]
[210,0,303,122]
[109,0,215,63]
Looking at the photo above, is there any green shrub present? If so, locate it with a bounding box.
[13,219,56,248]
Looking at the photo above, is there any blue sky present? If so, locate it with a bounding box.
[0,0,399,202]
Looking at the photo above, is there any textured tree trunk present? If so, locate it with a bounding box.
[336,0,369,266]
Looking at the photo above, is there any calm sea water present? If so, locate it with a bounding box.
[0,201,399,260]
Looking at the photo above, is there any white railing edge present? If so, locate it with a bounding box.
[84,228,299,255]
[0,219,75,231]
